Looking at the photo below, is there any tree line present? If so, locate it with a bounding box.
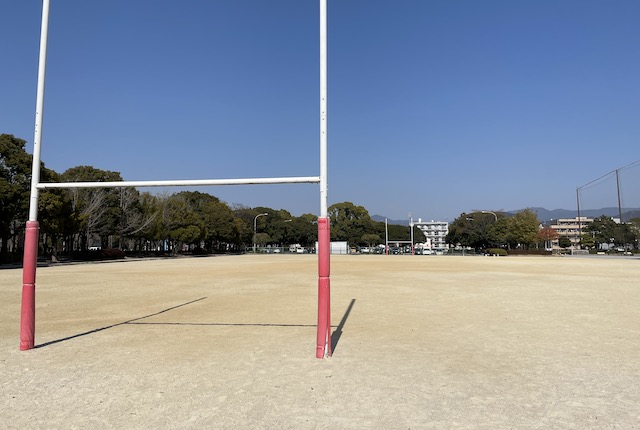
[5,132,637,261]
[581,215,639,251]
[446,209,544,250]
[446,209,640,251]
[1,134,419,261]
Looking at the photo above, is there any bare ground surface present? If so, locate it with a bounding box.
[1,254,639,429]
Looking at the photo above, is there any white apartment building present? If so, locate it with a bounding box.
[413,219,449,250]
[550,217,593,249]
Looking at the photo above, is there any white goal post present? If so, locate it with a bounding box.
[20,0,332,359]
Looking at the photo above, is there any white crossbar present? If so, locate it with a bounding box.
[36,176,321,189]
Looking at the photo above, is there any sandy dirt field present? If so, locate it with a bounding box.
[1,254,639,429]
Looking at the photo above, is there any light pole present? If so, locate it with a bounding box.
[481,210,498,222]
[481,210,499,249]
[253,213,268,253]
[409,214,414,255]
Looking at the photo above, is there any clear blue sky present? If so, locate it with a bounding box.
[3,0,640,221]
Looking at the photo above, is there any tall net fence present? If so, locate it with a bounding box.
[578,160,640,222]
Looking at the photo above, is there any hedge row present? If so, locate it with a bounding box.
[69,248,126,261]
[506,249,552,256]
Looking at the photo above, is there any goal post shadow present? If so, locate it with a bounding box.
[330,299,356,354]
[33,297,208,349]
[32,297,355,356]
[20,0,332,359]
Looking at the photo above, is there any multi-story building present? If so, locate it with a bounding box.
[413,219,449,250]
[550,217,593,249]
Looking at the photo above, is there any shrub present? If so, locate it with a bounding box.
[0,252,21,265]
[100,248,125,260]
[507,249,552,256]
[486,248,508,256]
[71,248,125,261]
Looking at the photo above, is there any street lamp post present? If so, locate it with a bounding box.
[409,215,414,255]
[481,210,498,222]
[481,210,499,249]
[253,213,268,253]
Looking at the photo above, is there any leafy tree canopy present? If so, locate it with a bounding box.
[558,236,572,248]
[505,208,540,249]
[328,202,374,244]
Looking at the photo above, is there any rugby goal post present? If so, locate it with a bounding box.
[21,0,332,359]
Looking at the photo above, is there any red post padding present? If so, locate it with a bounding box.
[316,217,331,358]
[20,221,39,350]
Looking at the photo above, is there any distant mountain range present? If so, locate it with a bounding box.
[373,207,640,225]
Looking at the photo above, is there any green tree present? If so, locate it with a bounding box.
[0,135,31,252]
[583,216,621,249]
[505,209,540,249]
[446,213,477,248]
[328,202,374,245]
[580,234,595,249]
[627,218,640,250]
[558,235,572,249]
[286,214,318,246]
[200,195,235,251]
[446,211,500,249]
[251,206,276,246]
[160,191,237,253]
[262,209,294,245]
[488,218,509,247]
[254,232,271,248]
[412,225,426,244]
[163,192,206,253]
[386,223,410,241]
[0,134,58,254]
[231,205,259,247]
[361,233,381,248]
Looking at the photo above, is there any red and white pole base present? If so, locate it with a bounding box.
[316,217,331,358]
[20,221,39,350]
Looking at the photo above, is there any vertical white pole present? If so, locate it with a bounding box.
[576,188,581,240]
[319,0,328,217]
[410,217,414,255]
[21,0,50,351]
[385,218,389,255]
[29,0,50,222]
[615,169,623,223]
